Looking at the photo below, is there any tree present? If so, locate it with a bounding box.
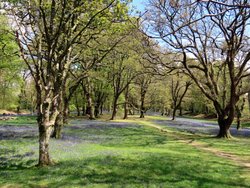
[0,14,21,110]
[170,73,191,120]
[146,0,250,138]
[92,70,112,118]
[109,52,138,120]
[135,73,152,118]
[11,0,129,166]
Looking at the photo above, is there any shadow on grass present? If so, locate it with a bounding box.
[0,153,248,187]
[64,124,168,147]
[0,149,36,171]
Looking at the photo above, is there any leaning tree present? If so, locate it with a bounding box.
[146,0,250,138]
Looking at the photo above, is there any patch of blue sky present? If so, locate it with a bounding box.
[129,0,147,15]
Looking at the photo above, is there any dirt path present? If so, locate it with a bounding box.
[130,119,250,169]
[188,140,250,168]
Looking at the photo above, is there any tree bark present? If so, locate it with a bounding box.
[37,95,58,166]
[140,92,145,118]
[248,91,250,112]
[51,90,64,139]
[51,113,63,139]
[179,106,183,116]
[217,123,232,138]
[83,80,95,120]
[216,113,233,138]
[100,104,103,115]
[123,86,129,119]
[111,96,118,120]
[82,103,86,116]
[94,103,100,118]
[38,124,54,166]
[172,108,177,120]
[63,99,69,124]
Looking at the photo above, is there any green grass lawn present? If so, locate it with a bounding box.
[0,117,250,187]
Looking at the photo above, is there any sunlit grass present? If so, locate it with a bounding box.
[0,116,36,126]
[0,116,250,187]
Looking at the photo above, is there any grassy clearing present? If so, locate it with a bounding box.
[0,117,250,187]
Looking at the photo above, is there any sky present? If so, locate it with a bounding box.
[130,0,147,14]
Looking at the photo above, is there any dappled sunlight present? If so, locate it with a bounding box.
[1,118,250,187]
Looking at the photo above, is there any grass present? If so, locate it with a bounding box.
[0,116,36,126]
[0,116,250,187]
[241,122,250,128]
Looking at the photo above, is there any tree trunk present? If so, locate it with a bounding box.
[86,103,94,119]
[248,91,250,112]
[83,84,95,120]
[100,104,103,115]
[82,103,86,116]
[140,92,145,118]
[74,93,81,116]
[94,103,100,118]
[217,124,232,138]
[123,102,128,119]
[217,115,233,138]
[172,108,177,120]
[63,102,69,124]
[179,105,183,116]
[236,106,241,130]
[123,86,129,119]
[51,90,64,139]
[77,106,81,116]
[63,93,70,124]
[51,113,63,139]
[38,123,54,166]
[111,97,118,120]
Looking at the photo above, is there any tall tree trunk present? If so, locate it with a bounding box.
[51,90,64,139]
[85,95,94,119]
[37,95,58,166]
[36,84,53,166]
[77,107,81,116]
[123,102,128,119]
[111,96,118,120]
[63,98,70,124]
[74,93,81,116]
[236,106,241,130]
[51,113,63,139]
[172,108,177,120]
[140,92,145,118]
[248,91,250,112]
[83,80,95,120]
[123,86,129,119]
[38,122,53,166]
[94,104,100,118]
[100,103,103,115]
[179,105,183,116]
[82,102,86,116]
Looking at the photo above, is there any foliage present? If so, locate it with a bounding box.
[0,14,22,110]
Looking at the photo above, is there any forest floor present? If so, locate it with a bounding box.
[0,115,250,187]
